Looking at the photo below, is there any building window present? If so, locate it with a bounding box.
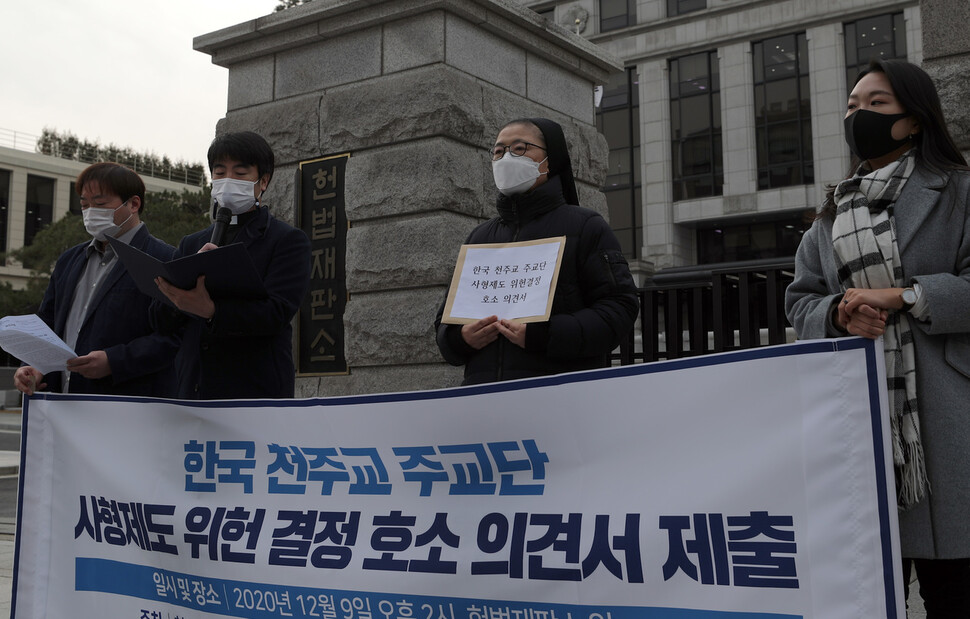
[753,33,814,190]
[845,12,907,86]
[69,182,82,215]
[0,169,9,256]
[696,211,813,264]
[24,175,55,247]
[670,51,722,202]
[600,0,636,32]
[667,0,706,18]
[597,68,641,258]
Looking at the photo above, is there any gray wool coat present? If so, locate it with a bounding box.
[786,163,970,559]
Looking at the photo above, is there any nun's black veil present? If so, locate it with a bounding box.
[506,117,581,207]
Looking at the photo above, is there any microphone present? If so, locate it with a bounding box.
[209,206,232,247]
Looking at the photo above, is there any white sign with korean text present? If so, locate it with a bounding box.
[13,338,905,619]
[441,237,566,323]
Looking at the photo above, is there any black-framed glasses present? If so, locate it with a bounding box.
[489,141,546,161]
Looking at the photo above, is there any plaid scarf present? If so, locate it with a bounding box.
[832,148,926,509]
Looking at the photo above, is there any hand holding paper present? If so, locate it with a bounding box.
[14,366,45,396]
[0,314,77,375]
[66,350,112,380]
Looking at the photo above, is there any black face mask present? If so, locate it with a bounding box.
[844,109,913,161]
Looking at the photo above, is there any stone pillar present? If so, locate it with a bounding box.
[194,0,621,397]
[719,42,757,198]
[806,22,849,189]
[920,0,970,159]
[640,58,690,269]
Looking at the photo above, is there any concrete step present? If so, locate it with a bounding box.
[0,451,19,476]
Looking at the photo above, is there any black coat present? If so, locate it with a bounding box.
[436,177,639,385]
[152,207,311,399]
[38,225,178,396]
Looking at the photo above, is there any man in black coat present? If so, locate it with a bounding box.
[14,163,178,397]
[153,132,311,399]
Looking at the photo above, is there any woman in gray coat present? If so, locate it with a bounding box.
[786,59,970,617]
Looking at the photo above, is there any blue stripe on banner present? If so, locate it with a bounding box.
[76,557,801,619]
[861,338,901,619]
[9,395,33,619]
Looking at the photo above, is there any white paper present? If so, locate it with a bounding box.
[0,314,76,374]
[450,240,562,321]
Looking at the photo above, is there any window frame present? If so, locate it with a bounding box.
[844,12,907,88]
[752,32,814,190]
[600,0,637,32]
[597,67,642,259]
[0,168,10,256]
[24,174,55,248]
[669,51,723,202]
[667,0,706,18]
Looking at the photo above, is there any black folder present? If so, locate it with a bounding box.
[108,237,267,308]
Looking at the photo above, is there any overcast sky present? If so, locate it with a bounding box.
[0,0,279,167]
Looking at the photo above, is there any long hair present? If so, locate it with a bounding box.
[819,59,967,218]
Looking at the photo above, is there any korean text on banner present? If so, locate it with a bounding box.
[13,338,904,619]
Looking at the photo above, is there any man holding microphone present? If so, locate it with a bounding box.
[152,131,311,399]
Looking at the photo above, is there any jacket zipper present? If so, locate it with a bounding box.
[497,206,520,382]
[602,252,617,287]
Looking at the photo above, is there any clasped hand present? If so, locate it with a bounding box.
[461,315,527,349]
[837,287,904,339]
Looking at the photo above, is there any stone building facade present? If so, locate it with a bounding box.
[515,0,939,275]
[194,0,621,395]
[195,0,969,396]
[919,0,970,155]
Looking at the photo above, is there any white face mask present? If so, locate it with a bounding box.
[211,177,261,215]
[83,200,132,241]
[492,152,548,196]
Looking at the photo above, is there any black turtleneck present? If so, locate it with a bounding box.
[495,175,568,229]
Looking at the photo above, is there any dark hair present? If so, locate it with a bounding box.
[501,117,581,206]
[820,59,968,217]
[207,131,275,184]
[75,162,146,213]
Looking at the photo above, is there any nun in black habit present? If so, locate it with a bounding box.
[435,117,639,385]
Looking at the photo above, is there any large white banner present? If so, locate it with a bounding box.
[12,338,904,618]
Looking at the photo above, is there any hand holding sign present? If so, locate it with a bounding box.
[496,318,527,348]
[460,315,501,349]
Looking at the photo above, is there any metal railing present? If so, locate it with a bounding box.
[619,258,797,364]
[0,128,37,152]
[1,127,207,187]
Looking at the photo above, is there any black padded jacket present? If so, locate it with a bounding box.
[435,176,639,385]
